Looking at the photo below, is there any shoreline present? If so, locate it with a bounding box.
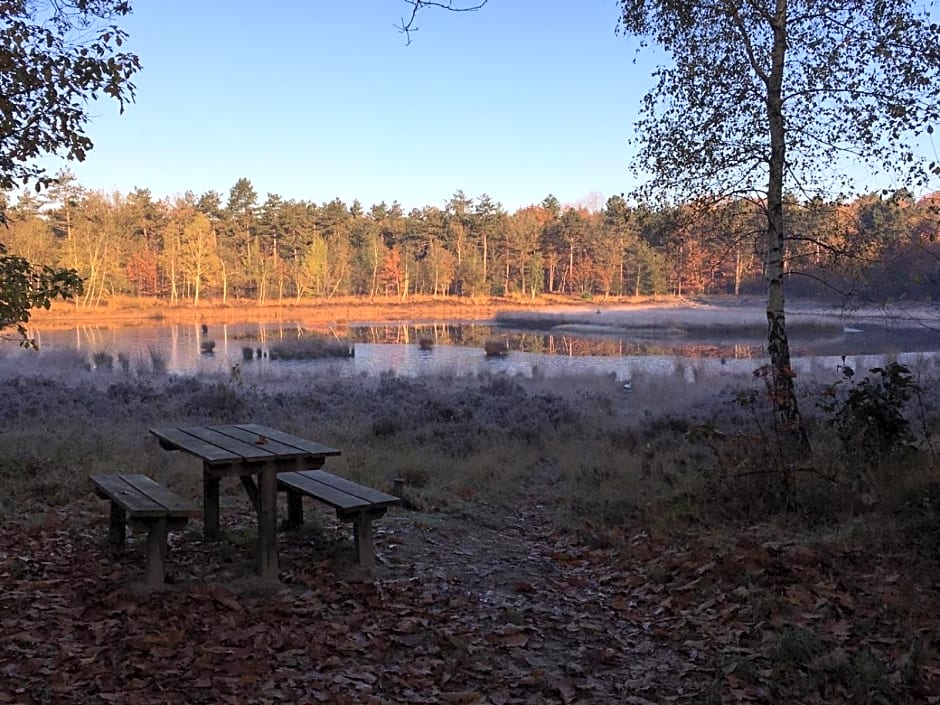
[25,294,940,337]
[24,294,696,331]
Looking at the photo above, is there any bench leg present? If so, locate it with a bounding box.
[109,502,126,555]
[352,514,376,569]
[144,518,168,589]
[203,470,220,540]
[286,490,304,529]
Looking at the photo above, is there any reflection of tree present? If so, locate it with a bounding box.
[337,324,768,359]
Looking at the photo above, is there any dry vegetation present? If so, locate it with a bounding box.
[267,334,355,361]
[25,293,683,331]
[1,343,939,702]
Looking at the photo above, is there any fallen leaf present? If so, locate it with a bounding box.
[502,631,529,647]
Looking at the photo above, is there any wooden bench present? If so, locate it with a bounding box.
[278,470,400,568]
[90,474,201,589]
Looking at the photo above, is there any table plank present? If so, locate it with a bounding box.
[150,427,242,463]
[209,425,312,459]
[235,424,341,458]
[181,427,281,462]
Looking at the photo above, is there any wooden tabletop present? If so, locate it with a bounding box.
[149,424,341,466]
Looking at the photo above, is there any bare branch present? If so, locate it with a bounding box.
[396,0,488,45]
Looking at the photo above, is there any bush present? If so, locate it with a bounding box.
[821,361,920,485]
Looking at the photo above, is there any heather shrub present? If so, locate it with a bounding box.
[0,359,935,536]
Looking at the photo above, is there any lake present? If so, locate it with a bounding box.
[14,302,940,383]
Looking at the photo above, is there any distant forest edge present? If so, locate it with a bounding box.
[5,172,940,308]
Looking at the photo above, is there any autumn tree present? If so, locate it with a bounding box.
[472,193,504,289]
[506,206,548,297]
[558,207,590,295]
[618,0,940,445]
[124,188,165,297]
[225,177,259,299]
[316,198,354,299]
[539,195,564,292]
[4,190,55,265]
[196,190,230,301]
[444,190,474,294]
[0,1,139,341]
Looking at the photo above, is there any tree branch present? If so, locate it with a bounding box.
[396,0,488,45]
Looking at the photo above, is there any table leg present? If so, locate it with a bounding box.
[286,490,304,528]
[240,475,260,512]
[257,466,279,583]
[203,468,220,540]
[109,502,126,554]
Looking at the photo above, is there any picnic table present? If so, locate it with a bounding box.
[150,423,340,582]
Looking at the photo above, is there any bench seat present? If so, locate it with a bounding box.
[277,470,399,568]
[90,474,201,588]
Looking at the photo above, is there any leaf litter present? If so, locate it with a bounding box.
[1,483,938,704]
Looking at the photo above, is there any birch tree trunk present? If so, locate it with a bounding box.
[765,0,809,450]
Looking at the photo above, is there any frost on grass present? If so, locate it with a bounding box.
[0,351,938,526]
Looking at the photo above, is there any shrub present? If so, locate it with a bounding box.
[821,361,920,485]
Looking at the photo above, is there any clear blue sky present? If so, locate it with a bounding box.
[61,1,655,212]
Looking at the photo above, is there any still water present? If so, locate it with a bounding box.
[19,319,940,382]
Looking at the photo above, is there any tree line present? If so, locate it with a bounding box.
[1,172,938,308]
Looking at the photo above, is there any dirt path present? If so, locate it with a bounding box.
[367,472,696,703]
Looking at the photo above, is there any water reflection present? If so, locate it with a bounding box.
[19,319,940,381]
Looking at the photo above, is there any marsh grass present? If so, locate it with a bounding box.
[268,335,354,361]
[34,347,90,373]
[92,350,113,371]
[0,359,937,535]
[494,307,844,338]
[146,347,168,375]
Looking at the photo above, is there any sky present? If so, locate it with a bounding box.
[54,0,656,213]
